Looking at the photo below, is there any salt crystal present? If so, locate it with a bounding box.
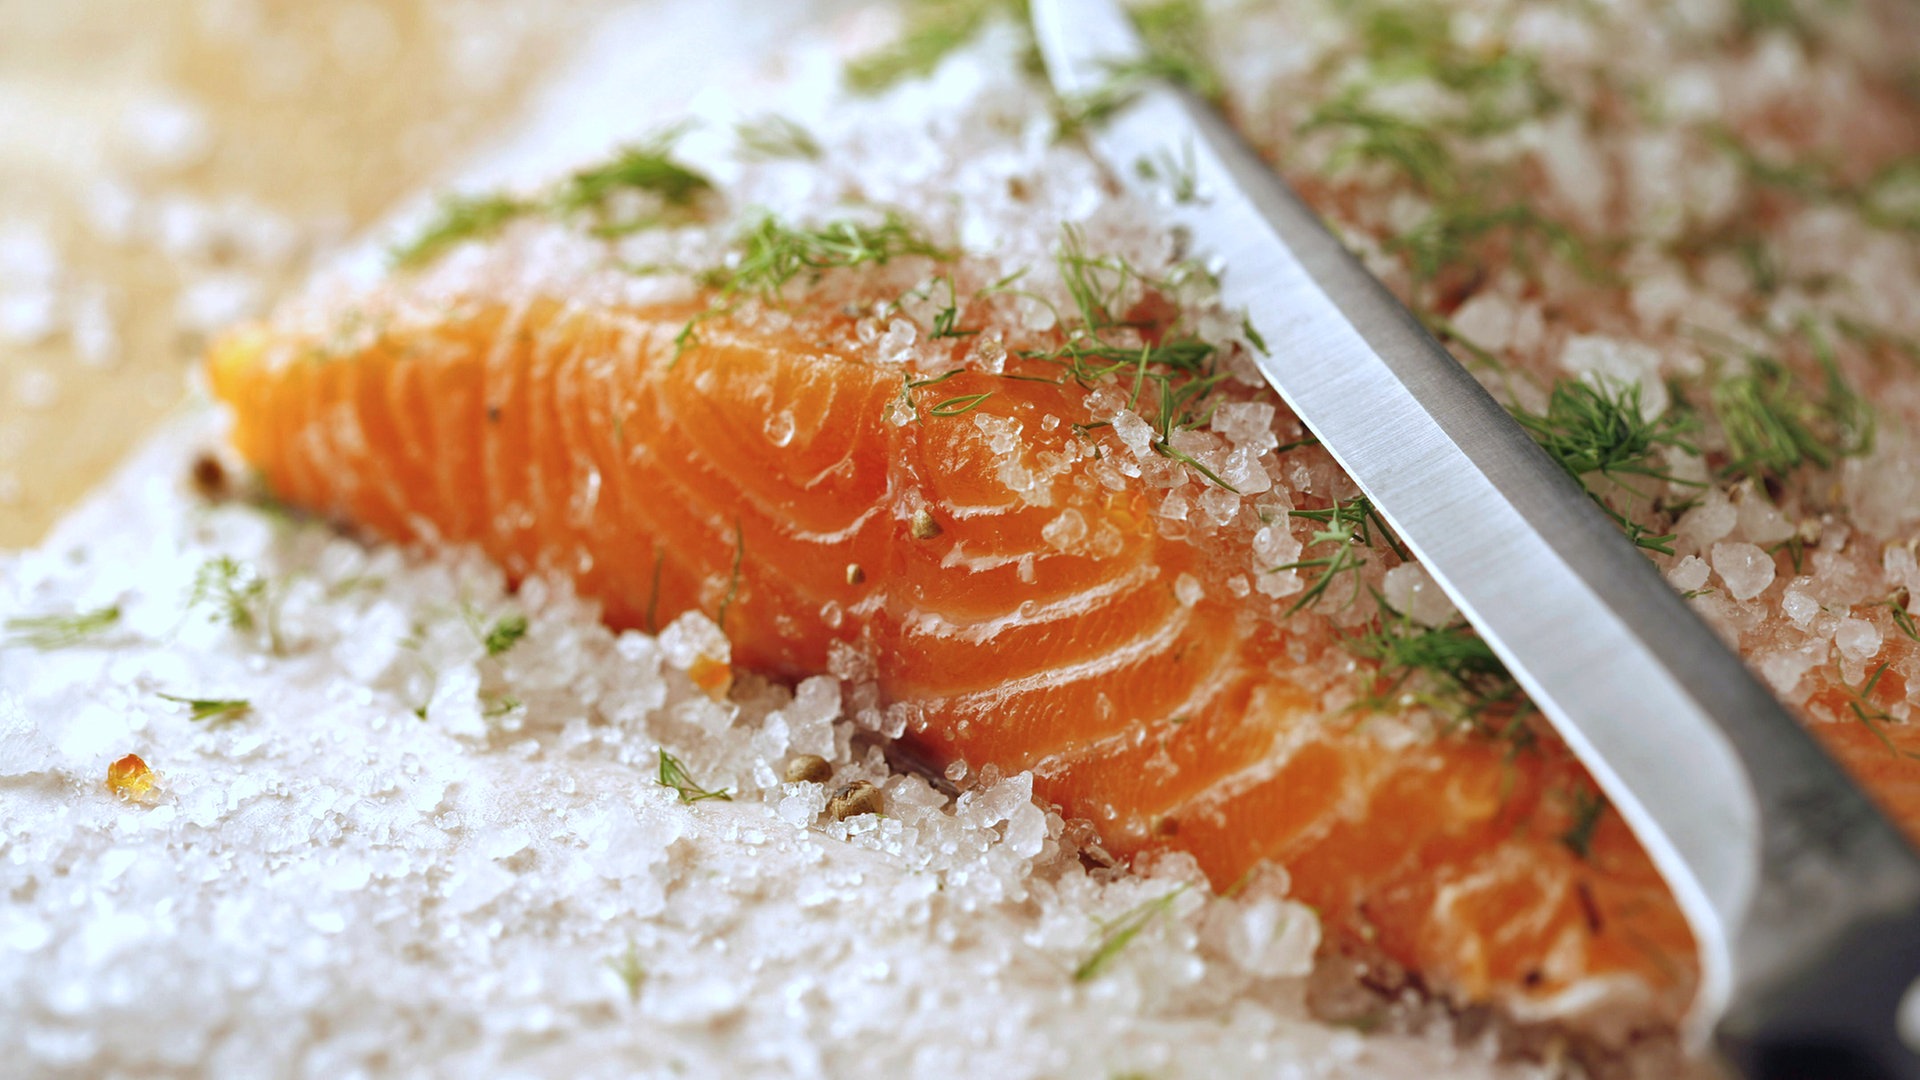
[1197,485,1240,527]
[1667,555,1710,593]
[1112,410,1156,459]
[1219,447,1271,495]
[1835,618,1882,663]
[658,611,729,669]
[1209,402,1278,450]
[1678,491,1737,552]
[876,317,918,364]
[1041,508,1087,551]
[0,290,58,346]
[1711,542,1776,601]
[1174,574,1203,607]
[1381,563,1459,627]
[119,96,213,172]
[1781,588,1819,627]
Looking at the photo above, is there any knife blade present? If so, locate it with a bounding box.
[1029,0,1920,1072]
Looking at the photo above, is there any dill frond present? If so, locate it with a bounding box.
[552,130,714,219]
[1840,661,1920,761]
[1271,495,1403,617]
[1711,340,1873,482]
[482,613,529,657]
[928,392,993,417]
[843,0,1008,94]
[702,212,954,302]
[655,748,733,803]
[157,693,253,725]
[1348,607,1524,729]
[390,193,534,269]
[733,114,823,161]
[188,556,284,654]
[1515,379,1699,482]
[607,940,646,1002]
[1074,884,1190,982]
[4,604,122,650]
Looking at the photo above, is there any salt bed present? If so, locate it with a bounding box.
[0,412,1555,1080]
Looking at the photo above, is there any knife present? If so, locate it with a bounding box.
[1029,0,1920,1074]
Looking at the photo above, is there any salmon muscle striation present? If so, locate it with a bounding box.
[208,289,1698,1033]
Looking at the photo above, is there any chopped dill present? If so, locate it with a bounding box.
[481,693,523,720]
[1052,0,1223,136]
[699,212,954,304]
[391,131,713,267]
[4,604,121,650]
[607,940,647,1002]
[1516,379,1700,480]
[656,748,733,803]
[188,556,284,654]
[1012,227,1233,488]
[928,391,993,417]
[1886,591,1919,643]
[1559,787,1608,859]
[157,693,253,726]
[842,0,1008,95]
[1710,330,1873,482]
[715,521,745,632]
[1841,661,1920,761]
[482,613,529,657]
[1513,379,1702,556]
[1272,495,1405,618]
[390,193,534,270]
[1074,884,1190,982]
[733,114,823,161]
[552,131,715,234]
[1349,609,1524,729]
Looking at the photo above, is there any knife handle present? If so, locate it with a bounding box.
[1717,905,1920,1080]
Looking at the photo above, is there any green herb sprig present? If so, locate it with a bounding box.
[157,693,253,725]
[1074,884,1190,981]
[4,604,122,650]
[656,749,733,803]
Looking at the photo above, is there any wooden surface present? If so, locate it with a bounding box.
[0,0,606,548]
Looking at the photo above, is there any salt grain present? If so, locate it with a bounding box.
[1712,542,1776,601]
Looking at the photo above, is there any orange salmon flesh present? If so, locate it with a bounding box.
[208,295,1702,1028]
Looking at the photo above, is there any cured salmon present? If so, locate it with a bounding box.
[206,280,1703,1033]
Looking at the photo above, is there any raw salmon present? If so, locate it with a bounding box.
[207,287,1702,1031]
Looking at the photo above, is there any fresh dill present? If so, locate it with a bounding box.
[1051,0,1223,136]
[673,211,953,358]
[1349,608,1524,729]
[391,131,714,266]
[1886,591,1919,643]
[1559,787,1608,860]
[390,193,534,269]
[4,604,121,650]
[1710,330,1873,482]
[606,940,647,1002]
[655,748,733,803]
[1012,227,1234,488]
[715,521,745,632]
[733,114,823,161]
[1271,495,1404,617]
[187,556,284,654]
[1840,661,1920,761]
[482,613,529,657]
[928,391,993,417]
[703,212,953,300]
[1513,379,1699,555]
[156,693,253,725]
[1074,884,1190,982]
[842,0,1008,95]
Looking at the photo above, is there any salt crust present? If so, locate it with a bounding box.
[0,414,1538,1079]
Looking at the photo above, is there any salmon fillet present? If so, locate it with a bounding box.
[206,286,1707,1032]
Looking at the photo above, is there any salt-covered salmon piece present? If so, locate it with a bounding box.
[208,293,1697,1030]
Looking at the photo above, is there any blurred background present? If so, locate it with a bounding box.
[0,0,619,548]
